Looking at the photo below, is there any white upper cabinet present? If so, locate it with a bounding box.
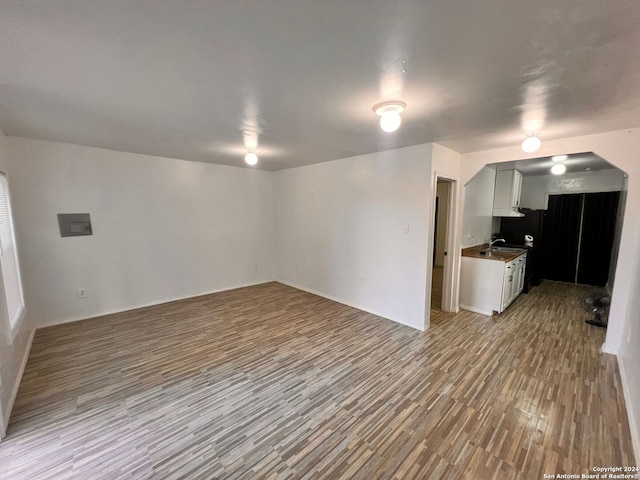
[493,169,524,217]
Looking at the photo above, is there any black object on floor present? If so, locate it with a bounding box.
[581,293,610,328]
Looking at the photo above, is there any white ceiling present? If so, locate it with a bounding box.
[493,152,618,176]
[1,1,640,171]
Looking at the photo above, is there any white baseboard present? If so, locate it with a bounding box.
[459,304,493,316]
[35,280,274,329]
[38,279,425,333]
[2,329,35,438]
[2,280,273,439]
[616,354,640,466]
[276,280,424,331]
[601,342,618,355]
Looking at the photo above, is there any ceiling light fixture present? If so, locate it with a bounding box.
[552,154,568,162]
[245,151,258,166]
[373,101,406,133]
[551,163,566,175]
[522,134,541,153]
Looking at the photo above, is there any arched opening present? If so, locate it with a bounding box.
[459,152,626,323]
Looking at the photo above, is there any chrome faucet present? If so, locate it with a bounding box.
[489,238,506,249]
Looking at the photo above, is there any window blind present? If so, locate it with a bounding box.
[0,173,25,329]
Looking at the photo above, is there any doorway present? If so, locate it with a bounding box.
[431,179,452,311]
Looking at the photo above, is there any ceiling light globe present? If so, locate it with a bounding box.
[380,112,402,133]
[551,163,567,175]
[522,135,541,153]
[245,152,258,166]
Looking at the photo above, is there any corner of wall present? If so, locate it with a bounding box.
[615,352,640,466]
[0,131,37,436]
[1,328,35,437]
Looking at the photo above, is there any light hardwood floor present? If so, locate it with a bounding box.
[431,265,444,311]
[0,281,634,479]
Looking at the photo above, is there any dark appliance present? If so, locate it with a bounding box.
[499,208,546,292]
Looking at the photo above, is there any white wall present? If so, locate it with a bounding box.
[3,130,637,460]
[520,169,626,209]
[7,138,276,328]
[0,134,34,437]
[459,128,640,464]
[619,231,640,465]
[461,166,496,248]
[274,144,434,330]
[608,177,627,291]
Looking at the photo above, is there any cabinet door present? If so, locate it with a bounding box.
[509,260,519,303]
[501,262,515,311]
[494,170,513,210]
[501,266,509,311]
[494,170,523,214]
[516,255,526,293]
[511,170,523,208]
[512,258,521,298]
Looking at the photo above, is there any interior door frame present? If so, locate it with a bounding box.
[425,173,458,329]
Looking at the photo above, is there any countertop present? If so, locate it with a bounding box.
[461,244,527,263]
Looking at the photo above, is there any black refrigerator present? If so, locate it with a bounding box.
[499,209,546,292]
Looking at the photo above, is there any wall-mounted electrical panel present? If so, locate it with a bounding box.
[57,213,93,237]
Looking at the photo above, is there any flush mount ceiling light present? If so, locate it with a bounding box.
[521,134,541,153]
[373,101,406,133]
[551,163,567,175]
[552,154,568,162]
[244,151,258,166]
[242,128,259,166]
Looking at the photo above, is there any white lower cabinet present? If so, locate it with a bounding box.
[460,252,527,316]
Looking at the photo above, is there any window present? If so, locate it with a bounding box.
[0,172,25,342]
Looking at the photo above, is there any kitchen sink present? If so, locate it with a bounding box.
[490,247,526,253]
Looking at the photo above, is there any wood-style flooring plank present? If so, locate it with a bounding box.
[0,280,635,479]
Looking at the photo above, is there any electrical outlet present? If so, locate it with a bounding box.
[77,289,87,298]
[403,224,410,234]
